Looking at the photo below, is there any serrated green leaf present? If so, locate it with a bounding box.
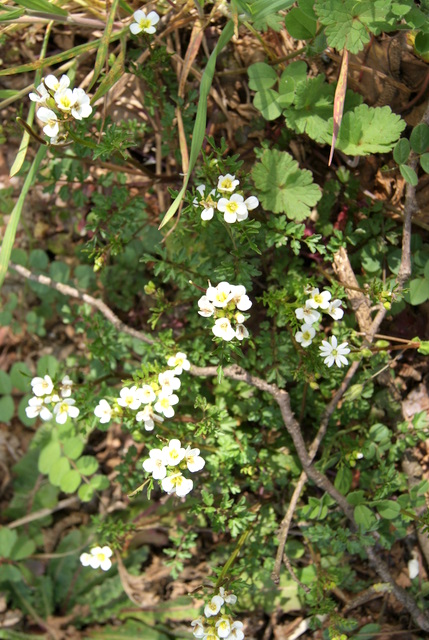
[251,149,321,220]
[63,437,85,460]
[374,500,401,519]
[253,89,282,120]
[38,441,61,474]
[49,457,71,486]
[408,278,429,305]
[410,122,429,154]
[0,395,14,422]
[421,153,429,173]
[76,456,99,476]
[285,6,317,39]
[330,104,406,156]
[283,74,334,142]
[399,164,418,186]
[393,138,410,164]
[60,469,81,493]
[0,528,18,558]
[248,62,277,90]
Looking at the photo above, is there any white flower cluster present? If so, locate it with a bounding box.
[29,74,92,143]
[143,438,205,498]
[93,352,190,430]
[198,282,252,342]
[194,173,259,224]
[129,8,159,34]
[80,545,113,571]
[191,588,244,639]
[294,288,350,368]
[25,375,79,424]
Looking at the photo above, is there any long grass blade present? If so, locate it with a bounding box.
[0,145,47,290]
[329,48,349,166]
[13,0,67,16]
[158,20,235,230]
[91,36,125,103]
[89,0,120,90]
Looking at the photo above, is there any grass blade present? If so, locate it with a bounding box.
[13,0,67,16]
[91,36,125,103]
[158,20,235,229]
[0,145,47,290]
[329,48,349,166]
[89,0,120,90]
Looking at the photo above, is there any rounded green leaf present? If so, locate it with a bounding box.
[60,469,81,493]
[285,7,317,39]
[0,565,22,582]
[253,89,282,120]
[248,62,278,91]
[0,395,14,422]
[75,456,99,476]
[49,457,71,486]
[78,483,95,502]
[38,441,61,474]
[354,505,377,531]
[393,138,410,164]
[334,466,352,495]
[410,123,429,154]
[0,371,12,394]
[63,437,85,460]
[414,31,429,57]
[375,500,401,520]
[9,361,33,392]
[89,474,109,490]
[37,355,59,378]
[408,278,429,305]
[49,261,70,284]
[420,152,429,173]
[11,536,36,560]
[29,249,49,271]
[0,528,18,558]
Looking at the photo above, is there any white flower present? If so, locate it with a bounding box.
[230,285,252,311]
[204,595,224,617]
[326,299,344,320]
[161,472,193,497]
[44,393,61,404]
[53,398,79,424]
[138,384,156,404]
[94,399,112,424]
[206,281,233,308]
[143,448,167,479]
[162,439,185,466]
[117,386,141,410]
[319,336,350,368]
[54,88,76,112]
[194,184,217,221]
[136,404,164,431]
[408,555,419,580]
[191,617,206,638]
[45,74,70,92]
[37,107,59,138]
[60,375,73,398]
[217,173,239,193]
[198,295,215,317]
[80,552,92,567]
[71,88,92,119]
[88,546,113,571]
[154,392,179,418]
[295,323,316,348]
[31,374,54,397]
[29,82,49,105]
[235,324,249,341]
[184,446,205,472]
[229,621,245,640]
[217,194,249,223]
[306,287,331,310]
[218,587,237,604]
[167,352,190,375]
[295,304,320,325]
[216,617,231,639]
[130,9,160,34]
[25,397,53,421]
[212,317,236,341]
[158,371,181,395]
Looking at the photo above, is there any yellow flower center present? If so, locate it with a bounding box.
[226,202,238,214]
[161,397,170,408]
[220,178,232,190]
[139,17,151,29]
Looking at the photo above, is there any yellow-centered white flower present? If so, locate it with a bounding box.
[130,9,160,34]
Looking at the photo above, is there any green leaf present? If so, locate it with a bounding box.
[415,31,429,57]
[49,261,70,284]
[334,466,352,495]
[89,474,110,490]
[59,469,81,493]
[0,395,14,422]
[89,0,120,89]
[408,278,429,305]
[63,437,85,460]
[285,6,317,39]
[10,535,36,560]
[399,164,418,186]
[374,500,401,519]
[76,456,99,476]
[78,483,96,502]
[13,0,67,16]
[253,89,283,120]
[417,340,429,355]
[49,457,71,486]
[283,74,334,143]
[410,122,429,154]
[0,565,22,583]
[347,490,365,506]
[37,354,59,378]
[9,362,32,392]
[354,504,377,531]
[393,138,410,164]
[252,149,322,220]
[29,248,49,270]
[420,153,429,173]
[248,62,277,90]
[38,441,61,474]
[0,528,18,558]
[0,371,12,394]
[331,104,406,156]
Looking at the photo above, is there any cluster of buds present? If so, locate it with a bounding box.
[80,545,113,571]
[94,352,190,431]
[193,173,259,224]
[143,438,205,498]
[294,288,350,368]
[25,374,79,425]
[191,588,244,639]
[29,74,92,143]
[198,282,252,342]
